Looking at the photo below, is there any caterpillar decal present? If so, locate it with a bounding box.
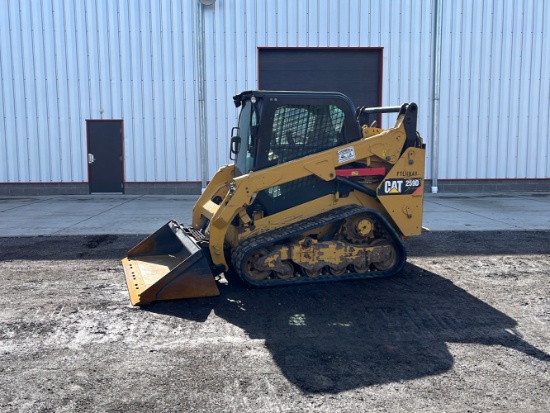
[378,178,423,195]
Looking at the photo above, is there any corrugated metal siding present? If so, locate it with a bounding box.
[439,0,550,179]
[0,0,549,184]
[0,0,204,183]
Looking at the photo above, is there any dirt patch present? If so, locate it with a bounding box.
[0,232,549,412]
[82,235,119,249]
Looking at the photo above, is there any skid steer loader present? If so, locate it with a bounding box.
[122,91,426,305]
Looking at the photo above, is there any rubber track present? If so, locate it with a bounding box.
[231,205,407,287]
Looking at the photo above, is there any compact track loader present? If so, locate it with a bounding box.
[122,91,426,305]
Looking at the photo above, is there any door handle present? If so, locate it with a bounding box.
[88,153,95,164]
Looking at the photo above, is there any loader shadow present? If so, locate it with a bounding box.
[146,264,549,393]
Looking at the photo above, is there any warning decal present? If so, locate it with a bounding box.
[338,146,356,164]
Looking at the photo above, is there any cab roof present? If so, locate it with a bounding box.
[232,90,356,108]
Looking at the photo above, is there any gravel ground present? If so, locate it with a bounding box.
[0,231,549,412]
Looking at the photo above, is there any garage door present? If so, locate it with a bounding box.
[258,48,382,110]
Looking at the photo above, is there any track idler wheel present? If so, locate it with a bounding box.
[370,239,398,271]
[274,261,294,279]
[328,266,347,276]
[243,248,272,281]
[352,261,369,274]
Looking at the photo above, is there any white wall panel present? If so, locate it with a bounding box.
[10,0,29,182]
[1,2,13,180]
[19,2,38,181]
[127,0,145,181]
[0,0,549,185]
[0,7,9,179]
[537,1,550,178]
[438,0,550,179]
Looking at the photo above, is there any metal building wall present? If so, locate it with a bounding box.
[1,0,549,187]
[202,0,436,179]
[438,0,550,179]
[0,0,203,184]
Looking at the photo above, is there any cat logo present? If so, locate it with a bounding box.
[378,178,423,196]
[384,179,403,194]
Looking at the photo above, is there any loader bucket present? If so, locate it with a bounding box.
[121,221,219,305]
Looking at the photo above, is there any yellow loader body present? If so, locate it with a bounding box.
[122,91,426,305]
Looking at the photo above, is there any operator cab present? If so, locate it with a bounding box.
[231,91,361,176]
[230,91,362,216]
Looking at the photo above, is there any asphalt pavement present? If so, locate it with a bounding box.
[0,192,549,237]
